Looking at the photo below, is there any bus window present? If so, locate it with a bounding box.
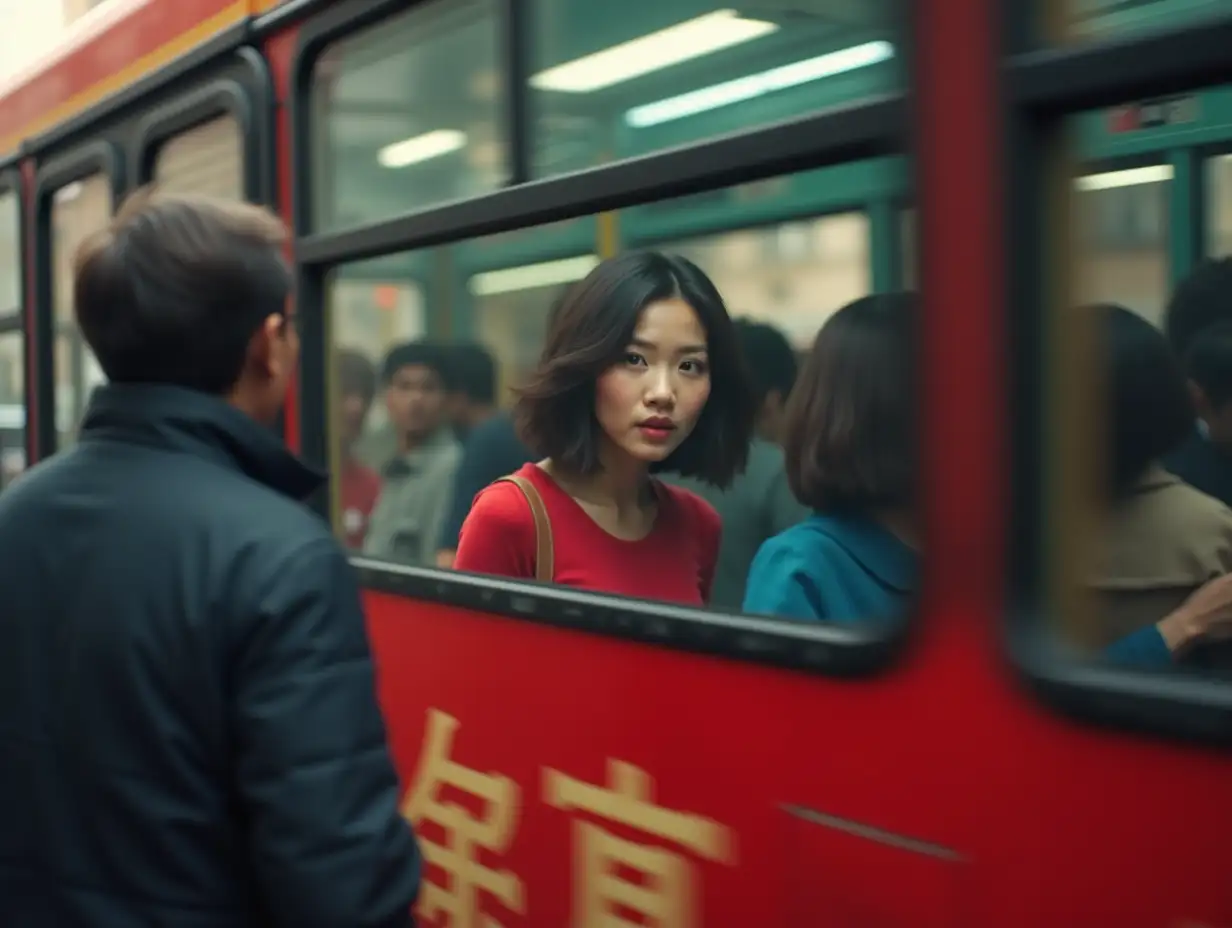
[325,166,914,629]
[1044,0,1230,45]
[0,330,22,488]
[1204,151,1232,257]
[152,114,243,201]
[1073,165,1171,326]
[0,188,18,313]
[311,0,505,230]
[528,0,900,177]
[51,175,110,446]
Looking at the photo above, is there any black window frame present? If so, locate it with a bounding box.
[31,142,124,460]
[289,0,918,677]
[131,47,276,206]
[1003,8,1232,745]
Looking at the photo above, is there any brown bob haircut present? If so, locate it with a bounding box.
[783,292,917,512]
[514,250,756,488]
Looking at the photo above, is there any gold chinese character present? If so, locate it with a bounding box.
[544,760,734,927]
[402,709,525,928]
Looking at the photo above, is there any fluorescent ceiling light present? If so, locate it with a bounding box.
[469,256,599,297]
[530,10,777,94]
[625,40,894,127]
[378,129,467,168]
[1074,165,1173,191]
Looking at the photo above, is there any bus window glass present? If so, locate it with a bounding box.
[1204,151,1232,256]
[0,330,22,489]
[326,168,913,632]
[530,0,901,177]
[153,115,243,200]
[0,189,18,313]
[1073,165,1170,326]
[311,0,505,231]
[900,207,916,290]
[1045,0,1232,45]
[52,174,110,446]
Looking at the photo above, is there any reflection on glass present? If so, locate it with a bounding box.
[0,330,22,489]
[311,0,505,230]
[1205,152,1232,256]
[324,169,912,630]
[1050,0,1231,44]
[530,0,900,175]
[0,190,18,312]
[1073,165,1170,325]
[153,115,243,201]
[52,175,111,446]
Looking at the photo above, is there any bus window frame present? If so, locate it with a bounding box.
[31,142,124,462]
[0,163,27,482]
[289,0,917,678]
[1003,7,1232,745]
[131,49,275,206]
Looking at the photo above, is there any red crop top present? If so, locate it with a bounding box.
[453,463,721,606]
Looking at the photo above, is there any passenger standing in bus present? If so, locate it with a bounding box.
[363,340,461,565]
[1162,259,1232,507]
[665,318,808,611]
[0,191,421,925]
[336,347,383,549]
[1085,304,1232,666]
[453,251,756,604]
[743,293,919,623]
[442,342,500,442]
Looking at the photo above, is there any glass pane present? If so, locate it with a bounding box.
[1037,101,1232,681]
[51,175,111,445]
[531,0,901,176]
[153,115,243,200]
[1073,165,1170,326]
[0,189,18,314]
[1045,0,1232,45]
[1204,152,1232,256]
[312,0,506,230]
[900,206,916,290]
[0,330,23,489]
[325,167,913,632]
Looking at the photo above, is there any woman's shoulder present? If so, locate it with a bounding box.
[469,464,544,525]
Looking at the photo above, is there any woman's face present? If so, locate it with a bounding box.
[594,297,712,466]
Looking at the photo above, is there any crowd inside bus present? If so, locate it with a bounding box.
[330,242,1232,670]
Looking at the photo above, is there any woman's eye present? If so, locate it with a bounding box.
[681,358,708,374]
[624,352,646,367]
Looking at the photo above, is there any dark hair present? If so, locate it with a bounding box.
[1183,321,1232,409]
[444,342,497,404]
[73,187,291,393]
[515,250,755,487]
[336,347,377,405]
[1095,303,1195,493]
[783,293,916,512]
[1165,257,1232,358]
[381,339,449,385]
[733,318,797,404]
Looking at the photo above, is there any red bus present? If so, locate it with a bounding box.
[0,0,1229,924]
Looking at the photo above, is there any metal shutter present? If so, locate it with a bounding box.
[153,115,244,201]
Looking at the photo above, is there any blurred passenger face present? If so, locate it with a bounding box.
[385,363,446,441]
[594,297,711,467]
[1192,383,1232,451]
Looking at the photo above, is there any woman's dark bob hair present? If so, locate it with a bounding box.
[1092,302,1195,495]
[783,292,917,512]
[514,250,756,488]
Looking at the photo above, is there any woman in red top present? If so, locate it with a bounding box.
[454,251,756,606]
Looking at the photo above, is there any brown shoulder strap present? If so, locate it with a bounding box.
[495,474,554,583]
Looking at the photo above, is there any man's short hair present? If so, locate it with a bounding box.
[73,187,291,394]
[380,340,450,386]
[443,343,498,405]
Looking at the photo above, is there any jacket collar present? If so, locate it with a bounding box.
[80,383,325,501]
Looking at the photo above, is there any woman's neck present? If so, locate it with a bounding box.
[543,447,652,515]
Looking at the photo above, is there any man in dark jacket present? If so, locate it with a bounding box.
[0,191,421,926]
